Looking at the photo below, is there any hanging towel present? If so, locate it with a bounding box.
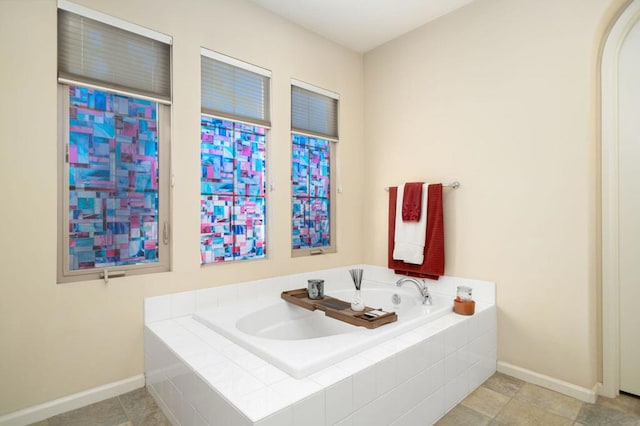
[393,183,428,264]
[388,184,445,279]
[402,182,423,222]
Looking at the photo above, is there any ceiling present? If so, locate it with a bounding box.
[247,0,476,53]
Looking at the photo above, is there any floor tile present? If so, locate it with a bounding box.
[461,386,510,418]
[47,397,128,426]
[118,387,159,419]
[483,372,525,397]
[576,401,640,426]
[435,404,492,426]
[129,410,172,426]
[492,398,574,426]
[34,373,640,426]
[513,383,583,420]
[596,393,640,417]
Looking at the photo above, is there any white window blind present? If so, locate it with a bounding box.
[201,53,271,127]
[57,9,172,101]
[291,84,339,140]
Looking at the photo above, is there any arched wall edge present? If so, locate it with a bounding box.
[601,0,640,398]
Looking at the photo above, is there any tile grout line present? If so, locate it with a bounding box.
[116,393,133,424]
[488,382,514,423]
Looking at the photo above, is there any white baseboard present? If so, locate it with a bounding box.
[497,361,599,403]
[0,374,145,426]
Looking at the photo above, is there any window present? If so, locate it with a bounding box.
[291,81,339,255]
[57,2,171,282]
[200,49,271,264]
[292,134,332,249]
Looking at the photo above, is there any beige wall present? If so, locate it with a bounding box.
[0,0,364,414]
[363,0,625,389]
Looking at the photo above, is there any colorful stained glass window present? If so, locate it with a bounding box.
[200,116,266,264]
[291,134,330,249]
[67,85,160,270]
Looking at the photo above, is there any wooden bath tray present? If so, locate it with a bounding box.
[281,288,397,329]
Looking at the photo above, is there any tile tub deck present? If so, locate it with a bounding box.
[144,266,496,425]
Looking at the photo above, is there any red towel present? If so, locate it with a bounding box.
[388,184,445,279]
[402,182,423,222]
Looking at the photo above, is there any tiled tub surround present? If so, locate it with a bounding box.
[144,265,497,425]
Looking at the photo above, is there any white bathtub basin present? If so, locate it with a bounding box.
[194,282,453,378]
[235,287,419,340]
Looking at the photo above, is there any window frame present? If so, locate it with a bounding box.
[290,80,339,257]
[57,84,172,283]
[199,48,271,265]
[291,131,337,257]
[56,2,172,283]
[199,114,269,264]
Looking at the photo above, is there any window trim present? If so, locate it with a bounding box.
[201,48,271,78]
[57,6,172,102]
[58,0,172,44]
[200,48,271,128]
[291,79,339,141]
[199,114,269,265]
[199,49,272,265]
[290,79,339,257]
[290,132,337,257]
[57,84,171,283]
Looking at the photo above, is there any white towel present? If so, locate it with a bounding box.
[392,183,428,264]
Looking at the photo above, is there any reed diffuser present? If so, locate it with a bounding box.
[349,268,365,311]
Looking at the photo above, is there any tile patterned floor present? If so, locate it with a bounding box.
[29,387,171,426]
[436,373,640,426]
[29,373,640,425]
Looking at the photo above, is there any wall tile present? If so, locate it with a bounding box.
[309,365,352,388]
[255,408,294,426]
[145,295,171,324]
[292,392,325,426]
[395,341,427,384]
[443,320,468,355]
[375,356,398,397]
[234,387,292,422]
[195,288,219,312]
[431,331,446,363]
[194,409,210,426]
[171,291,196,318]
[215,283,239,307]
[269,378,322,405]
[353,366,377,410]
[178,395,196,425]
[429,360,446,395]
[325,378,353,425]
[352,388,404,426]
[334,415,354,426]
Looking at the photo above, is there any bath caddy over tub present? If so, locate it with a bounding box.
[281,288,398,329]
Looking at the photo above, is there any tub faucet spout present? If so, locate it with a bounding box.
[396,277,432,305]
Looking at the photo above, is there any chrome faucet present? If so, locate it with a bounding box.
[396,277,432,305]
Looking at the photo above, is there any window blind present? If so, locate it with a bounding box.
[58,9,171,101]
[201,55,271,127]
[291,85,339,140]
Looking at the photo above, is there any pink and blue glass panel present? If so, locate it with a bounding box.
[292,134,330,249]
[200,117,266,263]
[200,195,233,262]
[68,85,159,270]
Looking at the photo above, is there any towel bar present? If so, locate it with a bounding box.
[384,181,460,191]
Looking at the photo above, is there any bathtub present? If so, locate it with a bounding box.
[194,282,453,378]
[144,265,497,425]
